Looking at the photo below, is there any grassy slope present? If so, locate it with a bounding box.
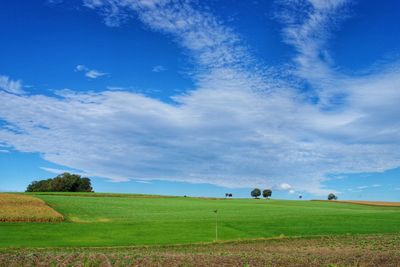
[1,194,400,248]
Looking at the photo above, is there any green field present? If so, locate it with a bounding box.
[1,193,400,248]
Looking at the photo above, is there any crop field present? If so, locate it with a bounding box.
[1,234,400,266]
[1,193,400,249]
[0,194,63,222]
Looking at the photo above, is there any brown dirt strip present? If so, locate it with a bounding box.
[314,199,400,207]
[1,234,400,266]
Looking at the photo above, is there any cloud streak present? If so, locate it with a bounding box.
[0,75,24,94]
[75,65,108,79]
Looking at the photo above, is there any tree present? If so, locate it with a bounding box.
[262,189,272,199]
[26,173,93,192]
[328,193,337,200]
[251,188,261,199]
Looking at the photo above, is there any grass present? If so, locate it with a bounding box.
[0,194,63,223]
[1,234,400,266]
[1,193,400,248]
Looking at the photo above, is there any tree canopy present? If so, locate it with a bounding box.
[328,193,338,200]
[251,188,261,198]
[26,173,93,192]
[262,189,272,198]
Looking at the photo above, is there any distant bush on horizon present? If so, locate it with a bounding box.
[26,172,93,192]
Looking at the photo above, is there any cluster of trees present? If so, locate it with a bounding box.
[26,173,93,192]
[225,193,233,198]
[251,188,272,199]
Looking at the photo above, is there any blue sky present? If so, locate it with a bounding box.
[0,0,400,200]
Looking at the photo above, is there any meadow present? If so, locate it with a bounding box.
[1,193,400,248]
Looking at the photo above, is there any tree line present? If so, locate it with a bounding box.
[251,188,272,199]
[26,173,93,192]
[250,188,338,201]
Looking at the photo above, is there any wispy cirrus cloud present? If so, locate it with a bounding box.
[75,65,108,79]
[0,0,399,196]
[0,75,24,94]
[152,65,166,73]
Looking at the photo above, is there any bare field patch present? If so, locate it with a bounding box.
[1,234,400,266]
[339,200,400,207]
[316,200,400,207]
[0,194,63,222]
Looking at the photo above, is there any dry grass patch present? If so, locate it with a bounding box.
[316,200,400,207]
[0,194,63,222]
[338,200,400,207]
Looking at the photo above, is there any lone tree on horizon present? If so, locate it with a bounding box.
[251,188,261,199]
[328,193,338,200]
[262,189,272,199]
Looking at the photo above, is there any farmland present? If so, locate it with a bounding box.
[1,234,400,266]
[1,193,400,248]
[320,200,400,207]
[0,194,63,222]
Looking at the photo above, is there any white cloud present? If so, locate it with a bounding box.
[40,167,86,176]
[279,183,292,190]
[47,0,64,4]
[75,65,107,79]
[275,0,350,105]
[0,0,399,196]
[152,65,166,73]
[136,180,153,184]
[0,75,24,94]
[75,65,87,72]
